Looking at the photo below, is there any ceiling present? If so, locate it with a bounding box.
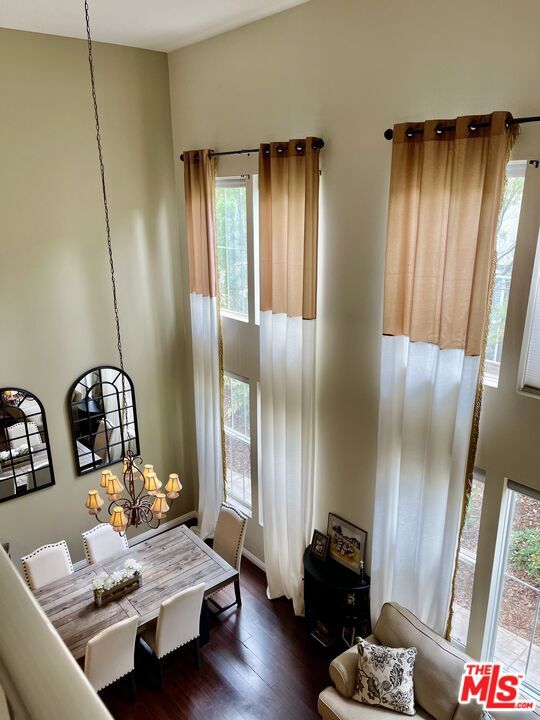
[0,0,309,52]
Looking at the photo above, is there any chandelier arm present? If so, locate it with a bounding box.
[132,464,149,503]
[138,504,160,529]
[108,497,130,514]
[93,511,108,525]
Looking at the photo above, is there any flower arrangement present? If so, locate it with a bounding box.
[92,558,142,607]
[0,444,30,462]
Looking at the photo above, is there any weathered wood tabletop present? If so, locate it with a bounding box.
[34,524,238,659]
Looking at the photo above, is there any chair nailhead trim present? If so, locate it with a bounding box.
[21,540,73,590]
[221,503,248,571]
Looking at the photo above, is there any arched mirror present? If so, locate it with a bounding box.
[68,366,140,476]
[0,388,55,502]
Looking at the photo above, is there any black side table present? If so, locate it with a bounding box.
[303,547,371,650]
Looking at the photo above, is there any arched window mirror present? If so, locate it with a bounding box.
[0,388,55,503]
[68,366,140,476]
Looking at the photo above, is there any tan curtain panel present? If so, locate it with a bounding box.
[184,149,217,297]
[383,112,518,356]
[259,138,321,320]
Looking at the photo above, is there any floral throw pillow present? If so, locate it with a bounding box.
[352,637,417,715]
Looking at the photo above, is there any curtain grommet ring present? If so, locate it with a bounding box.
[276,145,285,154]
[295,143,305,154]
[434,123,444,135]
[468,120,479,132]
[405,126,415,138]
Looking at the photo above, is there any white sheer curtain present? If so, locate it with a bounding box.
[372,337,479,633]
[184,149,224,540]
[258,138,321,615]
[190,294,223,540]
[371,113,516,634]
[260,314,316,615]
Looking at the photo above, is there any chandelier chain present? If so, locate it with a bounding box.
[84,0,125,380]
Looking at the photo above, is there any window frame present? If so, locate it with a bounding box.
[484,481,540,701]
[215,175,256,324]
[450,469,486,651]
[518,225,540,397]
[484,160,527,388]
[223,370,255,517]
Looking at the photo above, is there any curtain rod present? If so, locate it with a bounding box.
[179,138,324,162]
[383,115,540,140]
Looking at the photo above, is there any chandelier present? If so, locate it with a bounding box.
[86,453,182,532]
[82,0,181,533]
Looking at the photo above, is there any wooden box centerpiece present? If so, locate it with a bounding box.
[92,558,142,608]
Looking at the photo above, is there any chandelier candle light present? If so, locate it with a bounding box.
[85,452,183,532]
[82,0,182,532]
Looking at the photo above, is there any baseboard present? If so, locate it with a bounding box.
[74,511,266,575]
[73,510,197,570]
[242,547,265,571]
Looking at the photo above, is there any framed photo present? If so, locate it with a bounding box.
[310,529,329,561]
[327,513,367,575]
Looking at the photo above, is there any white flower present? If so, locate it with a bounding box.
[92,573,109,591]
[124,558,142,575]
[93,560,142,595]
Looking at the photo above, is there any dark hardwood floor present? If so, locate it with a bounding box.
[103,560,331,720]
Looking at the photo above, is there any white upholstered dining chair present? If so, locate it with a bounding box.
[7,421,41,449]
[21,540,73,591]
[82,523,129,565]
[209,503,248,614]
[141,582,205,684]
[84,615,139,697]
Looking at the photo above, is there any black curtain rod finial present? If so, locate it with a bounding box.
[179,138,324,162]
[384,115,540,140]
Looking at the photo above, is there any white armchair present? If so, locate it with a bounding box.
[82,523,129,565]
[141,582,205,685]
[209,503,247,614]
[21,541,73,591]
[84,615,139,697]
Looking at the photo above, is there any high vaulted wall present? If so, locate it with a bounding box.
[0,28,193,564]
[167,0,540,566]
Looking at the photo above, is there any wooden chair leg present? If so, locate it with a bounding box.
[154,655,164,689]
[127,670,137,702]
[193,637,201,669]
[234,577,242,607]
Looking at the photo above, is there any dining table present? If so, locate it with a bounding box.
[34,524,238,659]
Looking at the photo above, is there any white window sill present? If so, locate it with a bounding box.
[225,495,252,518]
[221,310,249,323]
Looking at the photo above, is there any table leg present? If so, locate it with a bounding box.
[199,599,210,646]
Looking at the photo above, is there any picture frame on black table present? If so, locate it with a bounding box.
[309,529,329,561]
[327,512,367,575]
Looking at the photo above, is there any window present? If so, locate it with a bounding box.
[217,164,261,545]
[223,373,251,511]
[450,473,485,648]
[488,483,540,697]
[521,229,540,393]
[485,161,526,387]
[216,178,249,319]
